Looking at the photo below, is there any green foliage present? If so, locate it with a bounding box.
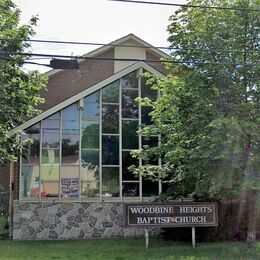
[0,215,8,230]
[0,0,47,163]
[134,0,260,200]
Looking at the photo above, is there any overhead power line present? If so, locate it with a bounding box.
[1,52,259,67]
[26,38,170,50]
[24,61,52,67]
[0,55,51,67]
[0,38,256,54]
[25,39,258,54]
[109,0,260,12]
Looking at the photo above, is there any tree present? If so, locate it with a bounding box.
[0,0,46,164]
[134,0,259,242]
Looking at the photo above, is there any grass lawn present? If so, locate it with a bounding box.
[0,238,259,260]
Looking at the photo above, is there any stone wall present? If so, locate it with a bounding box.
[12,201,158,240]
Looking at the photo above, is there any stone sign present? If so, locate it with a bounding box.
[124,203,218,227]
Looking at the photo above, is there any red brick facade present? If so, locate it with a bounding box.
[39,49,115,112]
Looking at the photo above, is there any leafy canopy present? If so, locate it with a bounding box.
[0,0,46,163]
[133,0,260,199]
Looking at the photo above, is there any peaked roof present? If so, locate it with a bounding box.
[45,34,170,77]
[10,61,165,135]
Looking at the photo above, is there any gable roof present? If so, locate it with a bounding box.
[10,61,165,135]
[45,34,170,77]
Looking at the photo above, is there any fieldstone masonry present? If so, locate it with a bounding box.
[12,201,159,240]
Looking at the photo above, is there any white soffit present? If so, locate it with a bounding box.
[10,62,165,135]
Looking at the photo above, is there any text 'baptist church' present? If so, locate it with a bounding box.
[125,203,218,227]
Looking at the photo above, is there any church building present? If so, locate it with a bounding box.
[7,34,169,239]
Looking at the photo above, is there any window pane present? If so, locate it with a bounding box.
[142,156,159,166]
[102,81,119,103]
[42,113,60,148]
[61,166,79,199]
[81,181,100,198]
[122,89,138,119]
[102,136,119,165]
[102,167,119,197]
[142,136,159,170]
[41,165,59,181]
[142,136,158,148]
[141,106,153,125]
[83,102,99,118]
[102,104,119,134]
[121,71,138,88]
[123,182,139,197]
[122,151,139,180]
[62,103,79,133]
[42,149,59,164]
[22,124,40,164]
[62,135,79,164]
[83,91,100,118]
[122,120,139,149]
[20,165,39,199]
[81,120,99,149]
[22,123,40,137]
[162,181,172,194]
[41,165,59,198]
[81,150,99,168]
[142,179,159,197]
[84,91,100,103]
[141,77,157,101]
[81,150,99,198]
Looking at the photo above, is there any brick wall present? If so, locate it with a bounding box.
[13,161,19,200]
[146,51,170,76]
[39,49,115,112]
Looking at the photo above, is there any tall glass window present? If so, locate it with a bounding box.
[81,91,100,199]
[141,75,159,197]
[101,81,120,198]
[121,71,140,197]
[41,113,60,198]
[61,103,80,199]
[20,69,160,201]
[20,123,40,199]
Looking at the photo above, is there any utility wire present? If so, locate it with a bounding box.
[0,38,256,54]
[23,39,259,54]
[1,52,259,67]
[24,61,51,67]
[0,55,51,67]
[26,39,171,50]
[109,0,260,12]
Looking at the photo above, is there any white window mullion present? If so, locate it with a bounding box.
[19,137,22,202]
[99,90,102,202]
[158,136,162,195]
[138,68,143,202]
[158,89,162,195]
[39,121,43,201]
[59,111,62,200]
[119,78,123,201]
[79,99,83,202]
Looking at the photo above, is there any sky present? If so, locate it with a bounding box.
[13,0,186,72]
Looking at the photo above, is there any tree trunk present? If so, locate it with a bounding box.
[246,190,257,244]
